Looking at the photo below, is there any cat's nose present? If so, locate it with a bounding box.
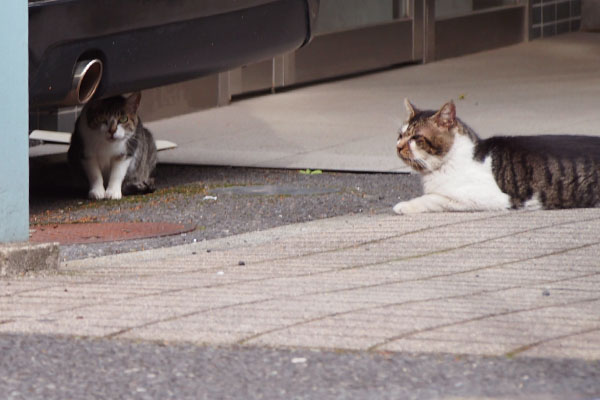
[108,125,117,135]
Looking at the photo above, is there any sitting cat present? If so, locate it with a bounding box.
[394,99,600,214]
[68,92,157,200]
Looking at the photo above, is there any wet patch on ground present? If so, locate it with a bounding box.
[211,184,340,196]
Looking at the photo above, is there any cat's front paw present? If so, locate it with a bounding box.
[104,188,122,200]
[393,201,425,215]
[88,187,105,200]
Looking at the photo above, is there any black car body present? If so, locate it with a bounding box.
[29,0,319,108]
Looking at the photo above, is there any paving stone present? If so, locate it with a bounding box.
[1,210,599,360]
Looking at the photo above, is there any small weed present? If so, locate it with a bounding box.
[299,169,323,175]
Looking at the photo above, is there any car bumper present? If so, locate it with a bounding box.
[29,0,318,107]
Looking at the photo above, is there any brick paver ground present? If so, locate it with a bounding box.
[2,209,599,359]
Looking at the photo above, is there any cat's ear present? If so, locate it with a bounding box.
[85,102,97,115]
[404,98,417,118]
[85,98,102,113]
[435,100,456,128]
[125,92,142,114]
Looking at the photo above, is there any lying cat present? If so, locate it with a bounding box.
[394,99,600,214]
[68,92,157,200]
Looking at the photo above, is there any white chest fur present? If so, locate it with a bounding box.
[394,135,511,214]
[77,111,133,200]
[423,135,510,210]
[78,115,129,179]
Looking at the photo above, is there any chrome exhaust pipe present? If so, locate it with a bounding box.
[66,59,103,105]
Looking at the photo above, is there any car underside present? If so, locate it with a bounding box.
[28,0,319,108]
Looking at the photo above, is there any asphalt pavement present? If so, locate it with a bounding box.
[2,333,599,400]
[29,163,422,261]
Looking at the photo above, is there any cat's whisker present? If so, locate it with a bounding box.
[414,159,428,171]
[393,100,600,213]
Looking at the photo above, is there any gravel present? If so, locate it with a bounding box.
[30,161,422,261]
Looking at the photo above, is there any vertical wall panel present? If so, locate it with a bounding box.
[0,0,29,242]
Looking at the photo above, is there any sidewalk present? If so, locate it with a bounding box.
[150,32,600,173]
[29,32,600,173]
[2,208,599,360]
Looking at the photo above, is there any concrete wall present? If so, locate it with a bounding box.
[0,1,29,242]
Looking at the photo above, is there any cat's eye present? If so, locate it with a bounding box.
[118,115,128,124]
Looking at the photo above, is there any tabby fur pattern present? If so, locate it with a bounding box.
[394,99,600,213]
[68,92,157,200]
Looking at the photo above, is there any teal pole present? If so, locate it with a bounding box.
[0,0,29,242]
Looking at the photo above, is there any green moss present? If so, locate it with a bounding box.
[70,183,209,208]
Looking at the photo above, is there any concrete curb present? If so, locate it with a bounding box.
[0,241,59,277]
